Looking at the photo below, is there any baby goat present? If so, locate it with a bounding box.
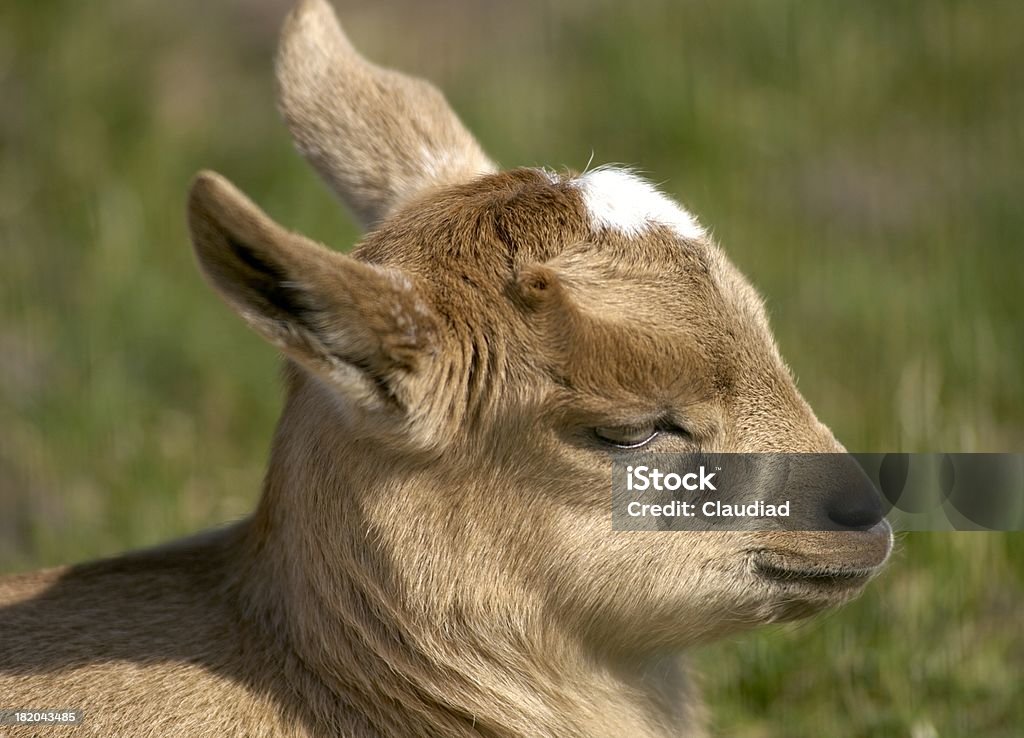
[0,1,891,735]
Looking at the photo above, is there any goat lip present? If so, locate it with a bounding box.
[751,556,878,589]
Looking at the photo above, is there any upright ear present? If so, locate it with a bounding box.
[187,171,438,415]
[276,0,496,229]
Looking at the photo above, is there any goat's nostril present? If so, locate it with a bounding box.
[826,495,884,531]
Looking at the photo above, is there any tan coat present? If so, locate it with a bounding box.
[0,1,891,735]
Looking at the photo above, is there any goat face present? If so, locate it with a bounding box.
[187,0,891,661]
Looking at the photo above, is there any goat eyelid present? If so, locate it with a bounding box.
[592,415,695,450]
[593,425,660,449]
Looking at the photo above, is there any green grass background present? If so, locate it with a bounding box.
[1,1,1021,735]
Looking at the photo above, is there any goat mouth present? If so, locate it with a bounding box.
[751,555,878,590]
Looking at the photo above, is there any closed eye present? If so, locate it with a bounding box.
[593,420,690,450]
[594,425,659,449]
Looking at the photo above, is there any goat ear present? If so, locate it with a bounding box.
[187,171,438,414]
[275,0,496,229]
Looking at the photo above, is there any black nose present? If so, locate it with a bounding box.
[823,461,885,531]
[826,495,884,530]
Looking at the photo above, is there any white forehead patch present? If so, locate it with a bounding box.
[571,167,704,240]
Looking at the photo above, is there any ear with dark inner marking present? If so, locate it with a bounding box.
[187,170,438,414]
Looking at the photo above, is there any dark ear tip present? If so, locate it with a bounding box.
[187,170,232,218]
[186,171,274,250]
[187,172,232,263]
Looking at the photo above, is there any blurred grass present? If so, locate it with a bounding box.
[0,0,1021,736]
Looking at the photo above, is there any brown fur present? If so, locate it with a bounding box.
[0,1,891,736]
